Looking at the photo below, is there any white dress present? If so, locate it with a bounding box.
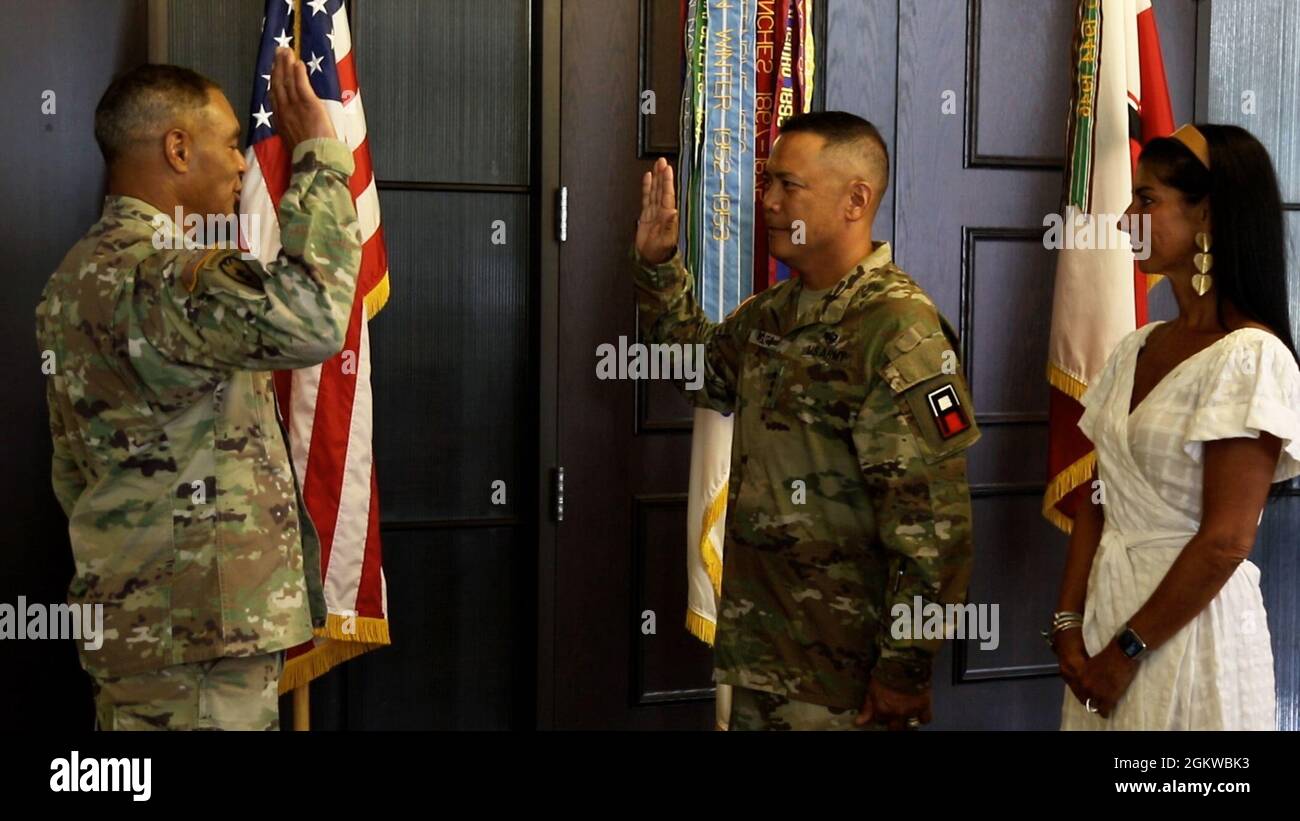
[1060,322,1300,730]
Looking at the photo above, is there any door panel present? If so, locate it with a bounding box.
[551,0,713,729]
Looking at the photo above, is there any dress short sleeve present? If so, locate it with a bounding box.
[1183,329,1300,482]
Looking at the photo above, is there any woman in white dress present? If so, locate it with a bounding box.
[1052,123,1300,730]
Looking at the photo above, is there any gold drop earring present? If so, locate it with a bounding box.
[1192,232,1213,296]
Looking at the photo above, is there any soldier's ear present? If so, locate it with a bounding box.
[164,128,190,173]
[847,179,873,222]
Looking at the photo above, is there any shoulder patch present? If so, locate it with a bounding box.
[922,383,973,440]
[182,250,263,295]
[180,249,224,293]
[879,321,980,462]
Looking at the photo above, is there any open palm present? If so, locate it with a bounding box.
[636,157,679,266]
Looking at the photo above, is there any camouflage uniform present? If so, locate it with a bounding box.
[729,685,876,731]
[632,241,978,718]
[93,652,285,731]
[35,138,361,727]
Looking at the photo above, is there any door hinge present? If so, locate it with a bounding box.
[551,466,565,522]
[556,186,568,242]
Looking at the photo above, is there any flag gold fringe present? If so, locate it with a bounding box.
[1046,361,1088,401]
[685,609,716,646]
[803,0,816,114]
[363,271,390,320]
[277,615,391,695]
[699,481,727,598]
[317,612,391,643]
[685,435,726,647]
[1041,449,1097,535]
[1042,362,1097,534]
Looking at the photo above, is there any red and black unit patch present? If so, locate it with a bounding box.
[926,384,970,439]
[879,319,981,462]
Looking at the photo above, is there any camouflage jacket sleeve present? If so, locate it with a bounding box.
[44,378,86,517]
[629,247,746,413]
[852,301,979,694]
[130,137,362,379]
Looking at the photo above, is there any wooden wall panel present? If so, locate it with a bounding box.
[1,0,149,732]
[1205,0,1300,731]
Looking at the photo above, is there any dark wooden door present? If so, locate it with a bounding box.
[542,0,715,729]
[1,0,148,732]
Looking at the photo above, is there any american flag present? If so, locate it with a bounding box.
[240,0,391,693]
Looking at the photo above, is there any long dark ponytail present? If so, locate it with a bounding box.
[1139,124,1298,364]
[1143,126,1298,492]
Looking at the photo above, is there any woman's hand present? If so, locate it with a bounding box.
[1055,628,1091,706]
[1055,625,1086,672]
[1076,640,1139,718]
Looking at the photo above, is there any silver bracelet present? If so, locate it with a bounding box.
[1042,610,1084,648]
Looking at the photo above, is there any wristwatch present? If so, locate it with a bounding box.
[1114,623,1148,661]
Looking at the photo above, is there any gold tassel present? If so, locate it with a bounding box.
[699,481,728,598]
[685,609,717,646]
[278,636,389,695]
[276,615,393,695]
[314,613,392,644]
[1045,362,1088,401]
[1040,450,1097,535]
[363,273,391,320]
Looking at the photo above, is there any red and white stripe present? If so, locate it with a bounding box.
[241,3,389,660]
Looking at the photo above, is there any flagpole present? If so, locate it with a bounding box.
[293,684,310,731]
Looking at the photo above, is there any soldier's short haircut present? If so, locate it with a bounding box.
[94,64,220,164]
[779,111,890,194]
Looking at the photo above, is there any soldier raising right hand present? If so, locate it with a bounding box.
[35,50,361,731]
[630,113,981,731]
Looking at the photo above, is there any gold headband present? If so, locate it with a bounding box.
[1170,124,1211,170]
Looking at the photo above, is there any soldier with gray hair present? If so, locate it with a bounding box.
[632,111,979,730]
[35,48,360,730]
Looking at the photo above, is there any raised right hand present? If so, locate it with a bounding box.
[270,47,337,148]
[636,157,679,266]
